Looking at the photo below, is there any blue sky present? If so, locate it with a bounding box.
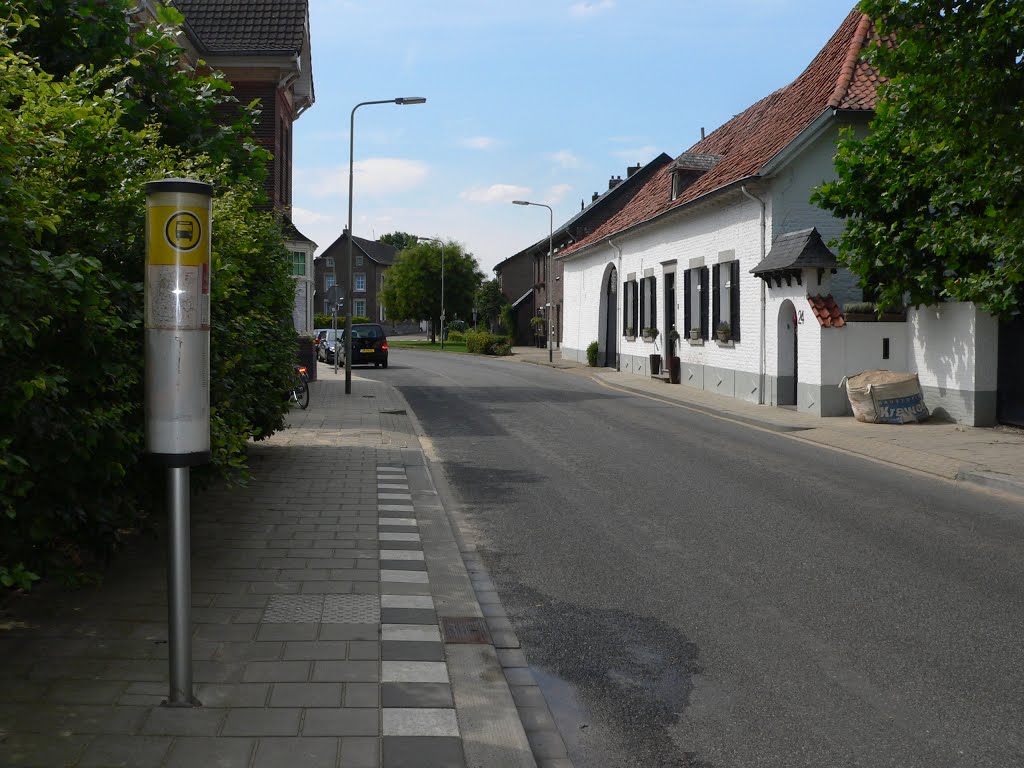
[293,1,860,276]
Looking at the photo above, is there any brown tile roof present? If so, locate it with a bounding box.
[561,9,880,259]
[808,295,846,328]
[173,0,309,55]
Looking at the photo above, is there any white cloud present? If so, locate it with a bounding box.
[569,0,615,18]
[294,158,429,200]
[544,184,573,205]
[460,184,531,204]
[549,149,583,169]
[460,136,499,150]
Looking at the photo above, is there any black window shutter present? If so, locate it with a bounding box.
[651,277,658,332]
[639,278,646,331]
[699,266,709,339]
[622,281,628,334]
[730,260,741,342]
[712,265,721,328]
[683,270,691,334]
[632,281,639,332]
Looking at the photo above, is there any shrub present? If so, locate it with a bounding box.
[447,330,466,344]
[465,330,511,355]
[586,341,599,366]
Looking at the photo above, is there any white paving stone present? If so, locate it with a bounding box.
[379,504,415,513]
[378,518,418,527]
[378,483,410,490]
[379,550,425,561]
[381,595,435,609]
[382,624,442,642]
[382,661,449,683]
[377,466,404,472]
[379,532,421,542]
[381,569,430,583]
[383,708,459,737]
[379,493,413,500]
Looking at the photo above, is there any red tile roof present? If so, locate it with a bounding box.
[561,9,880,258]
[808,295,846,328]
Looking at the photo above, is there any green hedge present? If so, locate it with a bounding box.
[465,330,512,356]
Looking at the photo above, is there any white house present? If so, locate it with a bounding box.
[557,9,1000,426]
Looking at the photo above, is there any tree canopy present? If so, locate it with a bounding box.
[378,231,419,251]
[475,279,509,332]
[812,0,1024,318]
[379,240,484,341]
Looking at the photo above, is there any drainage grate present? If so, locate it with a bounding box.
[440,616,491,644]
[380,409,407,415]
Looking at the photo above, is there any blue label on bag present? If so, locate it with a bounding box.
[876,394,928,424]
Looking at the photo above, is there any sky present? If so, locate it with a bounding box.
[292,0,861,277]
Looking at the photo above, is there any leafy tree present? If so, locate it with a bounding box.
[379,240,484,342]
[475,278,509,332]
[378,231,419,251]
[812,0,1024,318]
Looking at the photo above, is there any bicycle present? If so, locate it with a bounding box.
[289,365,310,409]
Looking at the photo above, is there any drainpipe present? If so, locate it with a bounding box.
[741,185,766,404]
[608,238,623,371]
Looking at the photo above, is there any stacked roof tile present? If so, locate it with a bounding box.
[561,10,881,258]
[807,295,846,328]
[173,0,308,55]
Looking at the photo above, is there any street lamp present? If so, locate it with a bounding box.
[416,236,445,349]
[345,96,427,393]
[512,200,554,363]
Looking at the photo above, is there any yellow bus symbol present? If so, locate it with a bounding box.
[165,212,202,251]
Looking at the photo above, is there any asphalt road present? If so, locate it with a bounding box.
[363,349,1024,768]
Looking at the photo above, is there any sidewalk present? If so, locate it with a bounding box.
[0,368,548,768]
[510,345,1024,500]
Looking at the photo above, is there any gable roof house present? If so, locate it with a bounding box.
[313,232,399,328]
[556,8,1000,426]
[172,0,318,333]
[496,154,672,347]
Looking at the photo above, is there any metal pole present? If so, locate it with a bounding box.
[547,205,553,364]
[440,243,445,350]
[166,466,195,706]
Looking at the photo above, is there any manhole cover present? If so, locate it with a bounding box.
[440,617,491,644]
[380,409,407,415]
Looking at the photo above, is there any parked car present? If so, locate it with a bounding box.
[345,323,389,368]
[312,329,330,360]
[317,329,344,363]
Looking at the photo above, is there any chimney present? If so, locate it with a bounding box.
[580,199,584,211]
[700,126,705,140]
[608,175,623,191]
[627,163,641,178]
[592,191,600,202]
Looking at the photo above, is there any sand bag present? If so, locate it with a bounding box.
[844,370,929,424]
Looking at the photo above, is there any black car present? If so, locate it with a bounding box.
[345,323,389,368]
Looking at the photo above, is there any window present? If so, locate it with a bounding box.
[355,253,364,267]
[289,250,306,277]
[355,273,366,292]
[622,278,639,336]
[639,275,657,333]
[325,257,334,267]
[325,274,336,290]
[354,299,366,317]
[683,266,710,340]
[712,260,741,341]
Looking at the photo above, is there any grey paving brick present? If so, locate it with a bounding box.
[241,661,311,683]
[165,736,255,768]
[222,707,302,736]
[195,623,259,642]
[381,683,454,708]
[497,648,529,668]
[269,682,343,707]
[526,729,569,760]
[382,736,466,768]
[45,680,126,704]
[193,660,246,683]
[509,685,548,708]
[382,641,445,662]
[340,736,380,768]
[343,682,380,708]
[346,640,380,660]
[283,641,349,660]
[141,706,225,735]
[31,658,108,681]
[78,735,172,767]
[0,733,91,767]
[195,683,270,707]
[377,560,428,571]
[301,708,379,736]
[381,607,437,625]
[311,660,379,683]
[253,737,339,768]
[214,640,286,661]
[504,667,536,686]
[517,706,558,732]
[317,623,378,641]
[256,623,319,642]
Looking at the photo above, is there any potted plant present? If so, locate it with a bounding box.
[624,325,636,340]
[642,327,659,342]
[689,327,701,341]
[716,321,731,342]
[530,316,546,348]
[667,329,681,384]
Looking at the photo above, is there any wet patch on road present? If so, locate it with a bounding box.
[508,582,703,768]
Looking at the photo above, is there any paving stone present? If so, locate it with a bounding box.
[194,623,258,642]
[382,641,445,662]
[379,550,425,561]
[382,661,449,684]
[213,640,286,661]
[269,682,343,707]
[283,641,349,660]
[252,737,338,768]
[526,729,569,760]
[256,623,319,642]
[381,683,454,708]
[78,735,172,767]
[382,736,466,768]
[301,707,379,736]
[141,706,225,735]
[195,683,270,707]
[516,706,558,732]
[383,708,459,736]
[241,661,311,683]
[382,624,441,642]
[318,623,378,641]
[378,560,428,571]
[381,570,430,584]
[343,682,380,708]
[164,736,255,768]
[311,660,379,683]
[381,607,437,625]
[0,733,91,767]
[45,680,126,704]
[509,685,548,709]
[222,707,302,736]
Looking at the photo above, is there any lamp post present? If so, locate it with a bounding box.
[512,200,554,363]
[345,96,426,394]
[416,236,445,349]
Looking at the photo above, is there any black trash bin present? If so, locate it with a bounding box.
[297,336,317,381]
[649,353,662,375]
